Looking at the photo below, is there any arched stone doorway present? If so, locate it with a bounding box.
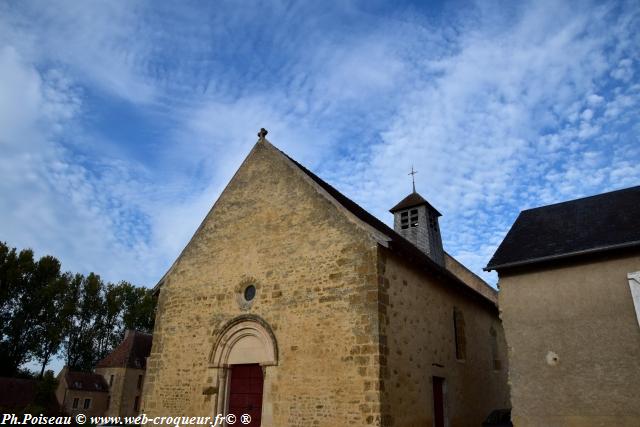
[208,315,278,426]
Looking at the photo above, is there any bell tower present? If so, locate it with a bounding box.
[390,185,444,266]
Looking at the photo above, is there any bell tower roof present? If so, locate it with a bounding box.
[389,192,442,216]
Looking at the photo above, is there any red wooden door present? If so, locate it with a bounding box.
[432,376,445,427]
[228,364,263,427]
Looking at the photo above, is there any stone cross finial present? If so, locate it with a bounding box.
[409,165,418,193]
[258,128,268,139]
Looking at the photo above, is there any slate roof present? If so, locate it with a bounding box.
[281,149,496,307]
[486,185,640,271]
[65,371,108,392]
[96,331,152,369]
[389,191,442,215]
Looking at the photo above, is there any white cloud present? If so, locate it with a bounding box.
[0,47,42,144]
[587,93,604,105]
[610,58,635,82]
[0,46,161,284]
[0,1,156,104]
[319,0,640,283]
[1,0,638,290]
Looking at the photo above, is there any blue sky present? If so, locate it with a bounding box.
[1,0,639,287]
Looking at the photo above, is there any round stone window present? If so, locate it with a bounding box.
[244,285,256,301]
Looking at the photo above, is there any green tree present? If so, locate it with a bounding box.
[0,245,56,376]
[33,272,75,378]
[0,243,34,375]
[94,282,126,361]
[120,282,156,333]
[63,273,104,371]
[0,241,157,375]
[24,370,59,415]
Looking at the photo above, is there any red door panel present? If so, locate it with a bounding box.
[228,364,263,427]
[433,376,445,427]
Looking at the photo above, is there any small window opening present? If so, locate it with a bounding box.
[410,209,418,227]
[453,307,466,361]
[137,374,143,389]
[72,398,79,409]
[490,327,501,370]
[109,374,114,387]
[83,398,91,409]
[400,211,409,229]
[244,285,256,301]
[134,396,140,412]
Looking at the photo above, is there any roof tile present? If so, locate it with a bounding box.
[65,371,108,392]
[486,185,640,270]
[96,331,152,369]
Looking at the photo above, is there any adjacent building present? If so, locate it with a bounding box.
[95,330,152,417]
[486,186,640,426]
[54,331,152,418]
[55,367,109,417]
[142,133,509,426]
[0,375,60,415]
[0,377,42,412]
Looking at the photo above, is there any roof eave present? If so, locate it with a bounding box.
[485,239,640,272]
[389,205,443,216]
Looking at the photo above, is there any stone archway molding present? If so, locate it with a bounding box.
[209,314,278,368]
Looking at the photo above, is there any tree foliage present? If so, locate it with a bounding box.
[0,241,156,377]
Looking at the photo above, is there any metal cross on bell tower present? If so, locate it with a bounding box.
[408,165,418,193]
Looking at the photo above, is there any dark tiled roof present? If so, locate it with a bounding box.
[96,331,152,369]
[0,377,38,409]
[389,192,442,216]
[486,185,640,271]
[280,149,496,308]
[65,371,108,392]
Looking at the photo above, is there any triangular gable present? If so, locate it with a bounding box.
[154,137,390,292]
[154,136,497,307]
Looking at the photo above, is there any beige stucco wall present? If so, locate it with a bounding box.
[498,252,640,427]
[379,249,510,426]
[96,366,144,417]
[142,141,383,425]
[55,379,108,417]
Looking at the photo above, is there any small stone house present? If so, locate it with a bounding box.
[142,133,509,426]
[55,367,109,417]
[95,330,152,417]
[486,186,640,426]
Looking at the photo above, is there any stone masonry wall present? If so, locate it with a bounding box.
[378,248,510,427]
[96,367,144,417]
[142,140,383,426]
[95,367,123,416]
[121,368,144,416]
[96,367,145,417]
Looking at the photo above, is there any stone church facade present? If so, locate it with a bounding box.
[142,134,509,426]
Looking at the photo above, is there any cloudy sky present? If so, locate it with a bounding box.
[1,0,638,287]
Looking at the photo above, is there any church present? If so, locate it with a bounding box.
[141,131,509,426]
